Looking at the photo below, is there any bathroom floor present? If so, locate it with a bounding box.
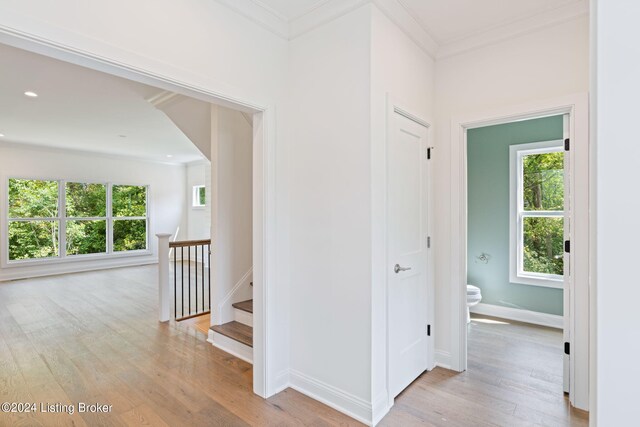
[379,314,589,426]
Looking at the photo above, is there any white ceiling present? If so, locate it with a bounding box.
[0,44,205,164]
[259,0,582,44]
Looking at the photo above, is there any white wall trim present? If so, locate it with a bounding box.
[0,256,158,282]
[216,267,254,325]
[471,303,563,329]
[289,0,369,40]
[273,369,290,395]
[208,330,253,364]
[435,350,452,370]
[214,0,290,39]
[370,0,438,59]
[372,392,391,426]
[436,0,589,59]
[214,0,587,63]
[289,369,373,426]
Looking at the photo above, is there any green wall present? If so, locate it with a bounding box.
[467,116,563,316]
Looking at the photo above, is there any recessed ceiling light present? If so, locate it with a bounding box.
[166,155,173,158]
[24,91,38,98]
[0,133,4,137]
[118,135,127,138]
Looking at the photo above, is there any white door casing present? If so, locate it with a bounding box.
[563,113,571,394]
[388,110,430,398]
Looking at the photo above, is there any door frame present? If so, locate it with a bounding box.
[449,93,590,410]
[0,27,278,398]
[385,98,435,409]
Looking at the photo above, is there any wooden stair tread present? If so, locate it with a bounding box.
[211,321,253,347]
[232,299,253,314]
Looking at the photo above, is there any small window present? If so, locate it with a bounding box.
[193,185,206,207]
[510,140,565,287]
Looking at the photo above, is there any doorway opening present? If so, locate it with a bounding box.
[464,115,583,422]
[0,35,274,397]
[450,94,590,412]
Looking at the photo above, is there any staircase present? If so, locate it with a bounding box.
[210,298,253,363]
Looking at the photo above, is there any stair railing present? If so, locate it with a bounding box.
[157,234,211,322]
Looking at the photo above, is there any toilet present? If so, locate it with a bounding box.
[466,285,482,323]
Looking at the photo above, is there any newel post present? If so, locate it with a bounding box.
[156,233,172,322]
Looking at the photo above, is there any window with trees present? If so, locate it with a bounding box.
[6,179,148,262]
[192,185,206,207]
[510,141,565,287]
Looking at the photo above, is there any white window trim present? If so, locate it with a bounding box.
[509,140,564,288]
[192,184,206,208]
[4,178,151,267]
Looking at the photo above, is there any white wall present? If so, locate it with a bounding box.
[186,161,211,241]
[370,6,436,420]
[0,143,187,281]
[594,1,639,424]
[211,106,253,324]
[287,5,373,421]
[433,16,590,362]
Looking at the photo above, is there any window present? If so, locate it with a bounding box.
[8,179,60,260]
[112,185,148,252]
[6,179,148,263]
[66,182,107,255]
[509,141,565,287]
[192,185,206,207]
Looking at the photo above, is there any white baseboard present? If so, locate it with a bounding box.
[272,369,290,395]
[0,255,158,282]
[372,392,391,426]
[289,369,373,426]
[435,350,452,370]
[208,330,253,364]
[471,303,563,329]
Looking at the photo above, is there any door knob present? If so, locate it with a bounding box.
[394,264,412,274]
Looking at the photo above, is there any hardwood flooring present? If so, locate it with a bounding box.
[0,266,589,426]
[0,266,358,426]
[180,313,211,336]
[380,314,589,426]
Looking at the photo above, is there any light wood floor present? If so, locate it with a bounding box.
[180,312,211,336]
[0,266,359,426]
[0,266,588,426]
[380,314,589,426]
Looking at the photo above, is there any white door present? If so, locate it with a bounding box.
[388,111,430,398]
[562,114,571,394]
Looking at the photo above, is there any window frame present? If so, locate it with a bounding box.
[509,140,565,288]
[192,185,206,208]
[3,177,151,267]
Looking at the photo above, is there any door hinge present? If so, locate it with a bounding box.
[427,236,431,248]
[564,240,570,253]
[427,147,432,160]
[427,324,431,336]
[564,342,570,355]
[564,138,570,151]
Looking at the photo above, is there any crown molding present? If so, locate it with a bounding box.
[289,0,369,39]
[436,0,589,60]
[214,0,289,39]
[214,0,587,62]
[371,0,438,60]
